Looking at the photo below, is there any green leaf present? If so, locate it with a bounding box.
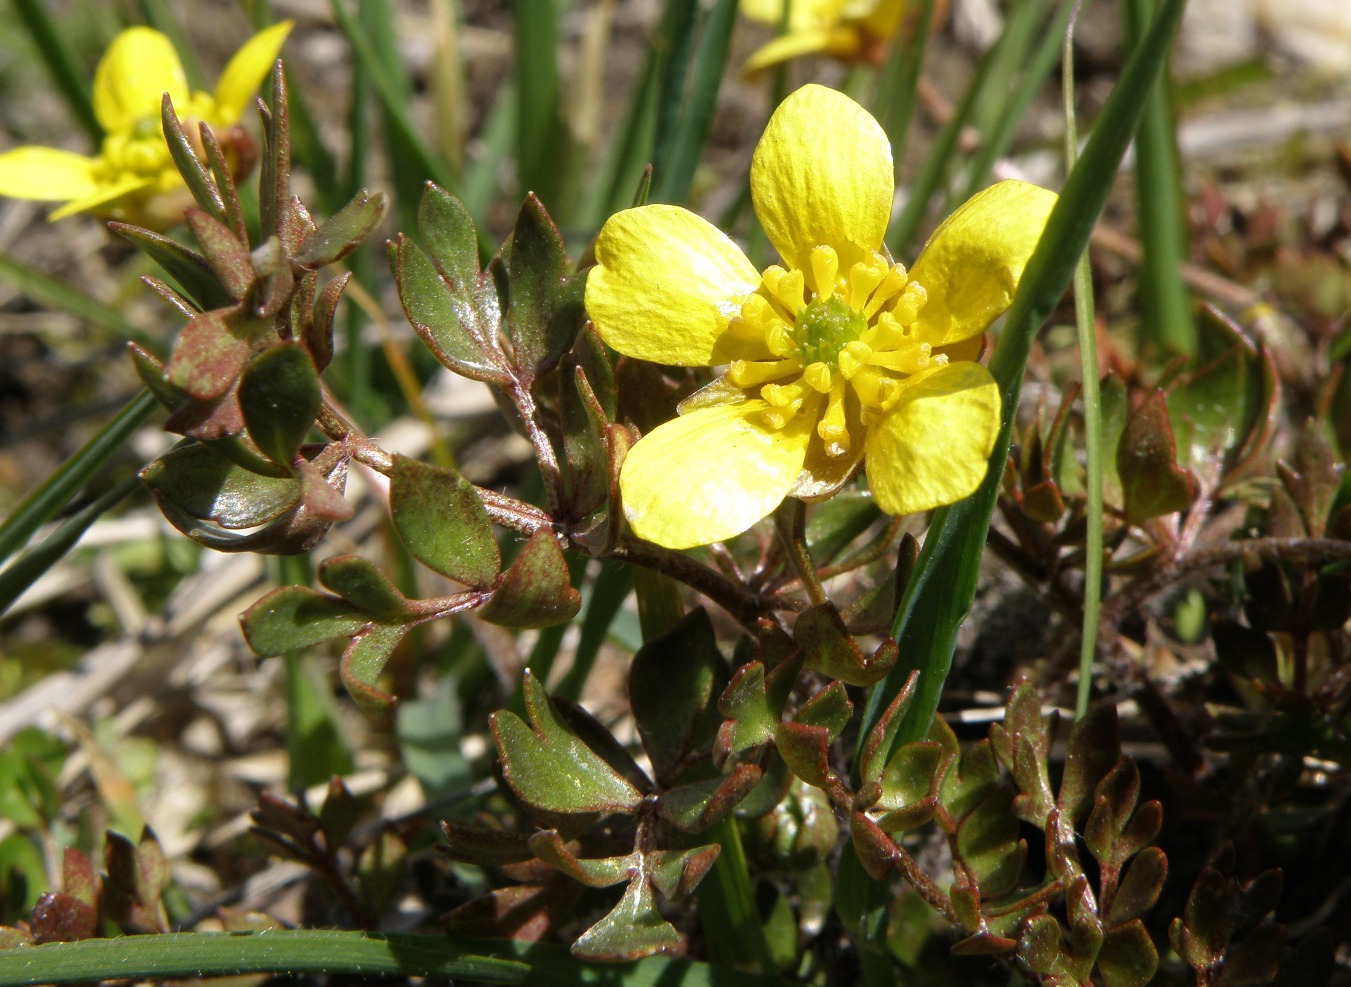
[389,456,499,588]
[1118,389,1196,522]
[873,742,944,833]
[141,444,299,529]
[629,608,725,784]
[241,586,368,656]
[165,310,252,401]
[185,210,255,301]
[418,184,481,290]
[500,196,583,380]
[161,96,226,223]
[860,0,1188,761]
[319,556,409,619]
[294,190,389,268]
[391,234,508,383]
[1109,846,1168,924]
[715,661,778,763]
[657,764,761,831]
[794,604,898,686]
[478,530,581,629]
[571,875,681,962]
[0,929,772,985]
[527,831,633,888]
[341,623,407,716]
[489,671,644,815]
[238,345,321,468]
[111,224,237,311]
[1098,919,1159,987]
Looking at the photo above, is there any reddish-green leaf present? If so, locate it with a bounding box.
[479,529,580,628]
[390,455,499,588]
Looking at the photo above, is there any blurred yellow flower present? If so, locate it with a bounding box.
[0,22,291,227]
[741,0,904,75]
[585,84,1056,550]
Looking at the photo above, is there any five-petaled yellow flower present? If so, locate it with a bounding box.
[0,22,291,227]
[585,85,1057,550]
[741,0,905,75]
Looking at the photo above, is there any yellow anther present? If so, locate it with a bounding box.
[762,266,806,317]
[848,257,886,312]
[863,265,909,319]
[891,281,927,326]
[762,380,806,408]
[870,341,931,375]
[863,310,906,351]
[817,376,851,454]
[803,362,833,393]
[728,358,803,388]
[836,340,872,380]
[762,396,805,430]
[764,321,798,357]
[808,245,839,300]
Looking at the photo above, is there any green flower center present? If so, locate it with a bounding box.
[793,295,865,366]
[722,244,942,457]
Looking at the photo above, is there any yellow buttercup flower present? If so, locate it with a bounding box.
[585,85,1057,550]
[0,22,291,227]
[741,0,904,75]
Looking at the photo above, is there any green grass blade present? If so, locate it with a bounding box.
[871,0,937,167]
[361,0,424,231]
[11,0,102,144]
[0,930,780,986]
[0,253,158,350]
[0,473,141,614]
[327,0,457,196]
[1064,1,1103,720]
[0,390,157,567]
[650,0,699,186]
[515,0,569,211]
[950,0,1074,210]
[1125,0,1196,356]
[862,0,1188,752]
[885,37,991,256]
[649,0,738,205]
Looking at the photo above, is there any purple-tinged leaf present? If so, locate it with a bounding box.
[490,671,643,815]
[1118,390,1196,522]
[390,455,499,588]
[241,585,367,656]
[340,622,407,715]
[479,529,580,628]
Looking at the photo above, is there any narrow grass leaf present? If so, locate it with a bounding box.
[11,0,101,143]
[1126,0,1197,356]
[0,474,142,615]
[0,391,157,567]
[649,0,738,205]
[862,0,1188,753]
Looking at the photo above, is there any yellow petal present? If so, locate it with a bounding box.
[0,147,100,202]
[865,361,1000,515]
[49,175,154,220]
[854,0,905,37]
[743,28,861,77]
[621,400,812,549]
[93,28,188,134]
[586,204,763,366]
[214,21,293,123]
[742,0,843,31]
[750,84,892,274]
[907,179,1058,347]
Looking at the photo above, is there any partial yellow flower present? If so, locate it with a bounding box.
[585,84,1057,550]
[741,0,905,75]
[0,21,291,227]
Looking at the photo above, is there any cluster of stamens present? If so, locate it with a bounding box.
[723,244,938,456]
